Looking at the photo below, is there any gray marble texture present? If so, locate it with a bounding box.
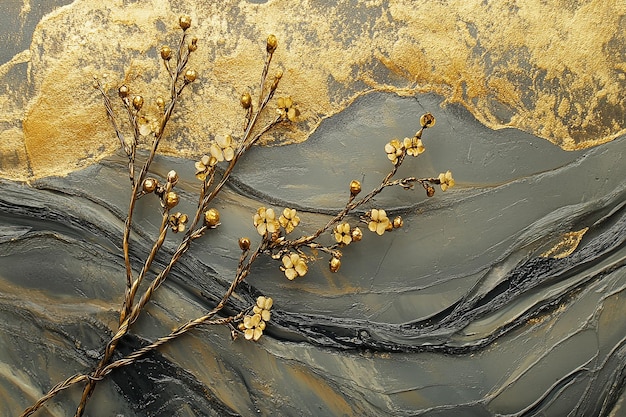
[1,92,625,416]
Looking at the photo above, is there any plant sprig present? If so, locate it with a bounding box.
[21,15,455,417]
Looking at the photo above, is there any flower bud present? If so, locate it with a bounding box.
[329,256,341,273]
[184,69,197,83]
[179,15,191,30]
[156,97,165,109]
[240,92,252,109]
[266,34,278,53]
[166,170,178,185]
[142,177,158,193]
[420,113,436,128]
[393,216,403,229]
[238,237,251,251]
[351,227,363,242]
[188,37,198,52]
[118,85,129,98]
[160,45,172,60]
[164,191,179,209]
[204,208,220,227]
[270,70,283,91]
[426,186,435,197]
[349,180,361,196]
[132,95,144,110]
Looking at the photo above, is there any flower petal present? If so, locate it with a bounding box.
[282,255,294,269]
[295,261,308,276]
[210,143,224,161]
[223,147,235,161]
[261,310,271,321]
[250,314,261,327]
[253,327,263,341]
[285,268,297,280]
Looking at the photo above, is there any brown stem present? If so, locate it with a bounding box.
[19,374,89,417]
[283,152,406,250]
[78,34,195,417]
[119,212,169,325]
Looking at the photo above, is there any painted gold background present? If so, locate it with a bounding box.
[1,0,625,180]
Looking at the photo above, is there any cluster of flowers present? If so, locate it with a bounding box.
[238,296,273,341]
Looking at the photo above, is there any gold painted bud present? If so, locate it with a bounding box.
[156,97,165,108]
[351,227,363,242]
[266,34,278,53]
[118,85,129,98]
[188,37,198,52]
[184,69,197,83]
[393,216,403,229]
[239,237,251,251]
[270,70,283,91]
[426,186,435,197]
[164,191,179,209]
[240,92,252,109]
[179,15,191,30]
[420,113,436,128]
[160,45,172,60]
[329,257,341,273]
[132,95,144,110]
[204,208,220,227]
[349,180,361,196]
[142,177,158,193]
[167,170,178,185]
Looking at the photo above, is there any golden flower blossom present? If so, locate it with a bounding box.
[438,170,455,191]
[333,223,352,245]
[238,296,272,341]
[277,97,300,122]
[281,252,308,280]
[403,137,425,157]
[368,209,390,235]
[194,154,217,181]
[253,207,280,236]
[279,208,300,233]
[168,212,188,233]
[253,296,273,322]
[210,135,235,162]
[384,139,404,165]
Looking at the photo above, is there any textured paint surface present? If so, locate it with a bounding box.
[1,1,626,417]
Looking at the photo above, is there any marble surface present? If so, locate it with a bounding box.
[2,92,626,416]
[1,1,626,416]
